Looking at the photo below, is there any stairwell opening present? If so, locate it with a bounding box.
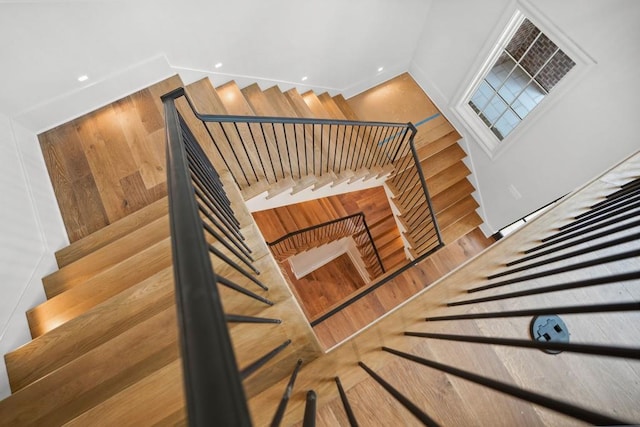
[251,186,408,349]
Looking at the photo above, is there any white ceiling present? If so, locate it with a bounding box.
[0,0,432,130]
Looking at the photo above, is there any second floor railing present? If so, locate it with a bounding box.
[163,84,640,425]
[267,212,385,278]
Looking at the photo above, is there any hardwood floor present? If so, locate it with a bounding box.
[279,254,367,322]
[312,228,494,349]
[39,76,183,242]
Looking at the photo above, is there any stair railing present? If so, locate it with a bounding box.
[358,172,640,425]
[169,87,443,324]
[163,83,639,425]
[267,212,385,277]
[163,88,292,426]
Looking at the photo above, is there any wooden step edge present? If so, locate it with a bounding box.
[63,360,185,427]
[379,242,405,260]
[431,177,476,215]
[426,172,472,200]
[0,307,181,427]
[347,167,374,184]
[441,211,484,245]
[367,212,395,231]
[436,195,480,230]
[27,237,173,338]
[331,94,360,121]
[266,177,297,199]
[383,249,409,270]
[241,180,271,201]
[416,130,462,160]
[6,267,175,392]
[330,170,355,187]
[312,172,338,190]
[300,91,333,119]
[55,196,168,268]
[291,175,319,195]
[43,214,171,299]
[317,93,347,120]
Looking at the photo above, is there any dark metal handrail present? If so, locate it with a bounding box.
[163,91,253,426]
[162,81,639,426]
[167,86,443,326]
[267,212,385,277]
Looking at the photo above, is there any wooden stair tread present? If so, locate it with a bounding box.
[264,86,302,118]
[425,161,471,197]
[373,226,402,249]
[420,143,467,180]
[27,237,173,338]
[6,267,175,392]
[301,91,332,119]
[216,81,256,115]
[283,88,316,119]
[64,360,185,426]
[419,118,455,144]
[184,79,268,187]
[441,211,484,244]
[43,214,170,299]
[186,78,230,114]
[263,86,317,183]
[383,248,408,271]
[243,83,301,180]
[317,93,347,119]
[416,130,461,160]
[431,178,476,214]
[378,237,404,259]
[332,94,360,121]
[0,307,181,426]
[436,194,479,230]
[55,196,168,268]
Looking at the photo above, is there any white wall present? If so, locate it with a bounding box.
[1,0,431,133]
[0,114,67,399]
[410,0,640,233]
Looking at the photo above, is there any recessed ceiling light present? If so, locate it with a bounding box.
[377,67,384,72]
[77,75,89,82]
[214,62,223,69]
[301,76,308,81]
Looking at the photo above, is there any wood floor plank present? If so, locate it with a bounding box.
[112,96,166,189]
[39,126,109,241]
[38,76,182,241]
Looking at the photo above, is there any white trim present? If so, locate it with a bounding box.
[450,0,596,161]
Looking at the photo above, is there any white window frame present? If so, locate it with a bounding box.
[452,3,595,160]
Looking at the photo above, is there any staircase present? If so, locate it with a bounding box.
[253,188,406,274]
[0,75,506,424]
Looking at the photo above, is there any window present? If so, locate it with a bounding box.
[468,18,575,141]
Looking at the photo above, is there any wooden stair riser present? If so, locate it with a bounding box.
[43,214,170,298]
[27,237,173,338]
[55,196,168,268]
[6,268,175,392]
[0,307,181,426]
